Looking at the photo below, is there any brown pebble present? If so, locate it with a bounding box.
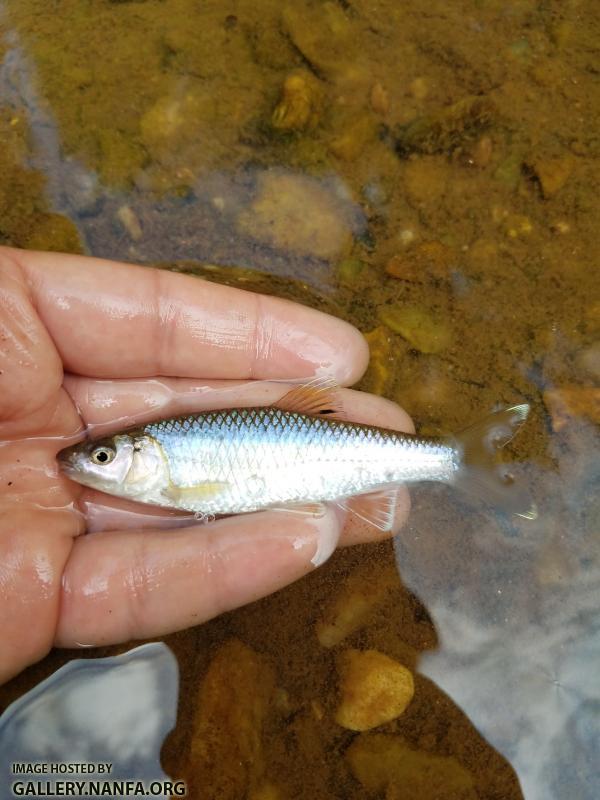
[370,82,390,115]
[543,387,600,431]
[531,155,574,197]
[116,205,142,241]
[386,241,453,281]
[472,135,493,168]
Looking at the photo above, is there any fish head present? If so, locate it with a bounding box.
[58,432,170,501]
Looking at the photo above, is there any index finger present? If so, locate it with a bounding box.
[7,248,369,384]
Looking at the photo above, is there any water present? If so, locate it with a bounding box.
[0,0,598,797]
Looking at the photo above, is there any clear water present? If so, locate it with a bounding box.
[0,1,598,798]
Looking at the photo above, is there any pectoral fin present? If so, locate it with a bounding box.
[269,501,328,517]
[337,488,398,532]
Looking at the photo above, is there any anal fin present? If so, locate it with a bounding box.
[337,488,398,532]
[270,501,328,517]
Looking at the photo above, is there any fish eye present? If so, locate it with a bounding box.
[90,446,116,466]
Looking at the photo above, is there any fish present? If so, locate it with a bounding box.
[58,380,537,530]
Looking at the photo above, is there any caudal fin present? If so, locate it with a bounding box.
[451,404,537,520]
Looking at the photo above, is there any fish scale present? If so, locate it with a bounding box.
[143,408,458,515]
[59,390,535,523]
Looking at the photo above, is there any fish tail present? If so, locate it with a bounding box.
[450,404,537,520]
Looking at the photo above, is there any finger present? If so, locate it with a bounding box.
[9,247,369,384]
[55,508,342,647]
[62,376,414,436]
[80,491,196,533]
[62,377,414,544]
[0,250,62,422]
[0,388,82,441]
[0,436,82,683]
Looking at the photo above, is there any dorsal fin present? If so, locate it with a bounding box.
[274,377,345,418]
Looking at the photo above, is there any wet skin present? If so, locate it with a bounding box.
[0,246,413,684]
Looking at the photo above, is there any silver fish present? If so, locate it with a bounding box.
[58,381,536,529]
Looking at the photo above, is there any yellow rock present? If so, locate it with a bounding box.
[346,733,477,799]
[335,649,414,731]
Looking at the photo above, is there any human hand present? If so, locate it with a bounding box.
[0,247,413,684]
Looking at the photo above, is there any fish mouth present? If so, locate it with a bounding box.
[57,444,87,479]
[58,460,79,479]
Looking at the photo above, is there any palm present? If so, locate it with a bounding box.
[0,247,412,684]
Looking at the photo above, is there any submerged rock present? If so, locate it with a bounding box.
[271,71,322,132]
[237,170,360,260]
[543,387,600,431]
[281,1,363,83]
[395,96,495,157]
[188,639,276,799]
[378,305,452,354]
[370,82,390,116]
[363,326,395,396]
[575,344,600,380]
[385,241,454,282]
[24,212,83,253]
[335,649,414,731]
[337,256,365,286]
[116,205,143,241]
[139,88,216,163]
[329,114,378,162]
[528,155,574,197]
[315,562,397,648]
[346,733,477,799]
